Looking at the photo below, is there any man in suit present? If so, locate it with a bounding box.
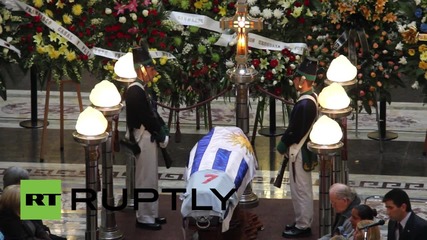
[383,188,427,240]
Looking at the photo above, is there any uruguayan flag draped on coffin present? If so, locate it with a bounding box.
[181,126,258,232]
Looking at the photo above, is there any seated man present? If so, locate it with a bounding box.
[2,166,66,240]
[319,183,361,239]
[181,126,258,232]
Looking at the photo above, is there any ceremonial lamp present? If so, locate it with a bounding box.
[307,115,344,236]
[73,107,109,240]
[321,55,356,184]
[220,0,263,208]
[114,53,138,209]
[90,80,124,240]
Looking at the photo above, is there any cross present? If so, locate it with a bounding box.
[220,0,263,64]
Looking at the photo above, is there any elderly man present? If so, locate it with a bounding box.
[1,166,66,240]
[319,183,361,240]
[383,188,427,240]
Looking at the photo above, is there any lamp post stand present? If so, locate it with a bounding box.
[73,132,109,240]
[94,104,124,240]
[307,141,343,237]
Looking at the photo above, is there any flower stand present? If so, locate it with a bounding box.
[367,99,398,151]
[19,66,47,129]
[40,77,83,161]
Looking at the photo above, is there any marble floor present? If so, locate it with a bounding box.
[0,89,426,239]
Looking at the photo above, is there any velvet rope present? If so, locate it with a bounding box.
[254,85,295,106]
[153,85,232,142]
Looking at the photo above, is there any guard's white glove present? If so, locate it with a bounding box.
[159,136,169,148]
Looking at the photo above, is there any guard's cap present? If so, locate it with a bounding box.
[132,41,153,67]
[296,56,318,81]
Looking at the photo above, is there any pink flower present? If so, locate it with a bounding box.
[126,0,138,12]
[114,2,126,15]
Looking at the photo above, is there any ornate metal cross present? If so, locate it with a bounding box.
[220,0,263,64]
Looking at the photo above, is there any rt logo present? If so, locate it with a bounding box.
[20,180,62,220]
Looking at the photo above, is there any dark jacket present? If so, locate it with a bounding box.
[125,80,163,135]
[0,209,50,240]
[387,211,427,240]
[280,91,318,149]
[331,196,362,236]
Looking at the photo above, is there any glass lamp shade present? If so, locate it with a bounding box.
[318,82,350,110]
[326,55,357,82]
[114,52,137,79]
[310,115,343,145]
[75,107,108,136]
[89,80,122,107]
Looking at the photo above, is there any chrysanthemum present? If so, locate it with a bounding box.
[33,0,43,8]
[273,9,283,19]
[262,8,273,19]
[62,14,73,25]
[72,4,83,16]
[249,6,261,16]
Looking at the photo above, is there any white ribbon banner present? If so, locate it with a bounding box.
[0,38,21,57]
[92,47,176,60]
[168,11,307,55]
[5,0,94,58]
[0,0,20,10]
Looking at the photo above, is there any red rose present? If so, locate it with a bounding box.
[274,87,282,96]
[252,59,261,68]
[158,32,166,38]
[281,48,290,56]
[36,27,43,33]
[270,59,279,68]
[265,70,273,80]
[289,54,296,62]
[148,37,155,43]
[159,42,166,49]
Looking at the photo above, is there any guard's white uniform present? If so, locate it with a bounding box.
[289,148,313,229]
[134,128,158,224]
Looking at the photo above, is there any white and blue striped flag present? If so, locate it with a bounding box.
[185,126,258,198]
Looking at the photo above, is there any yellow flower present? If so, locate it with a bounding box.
[64,50,77,62]
[219,6,227,16]
[63,14,73,25]
[58,45,68,53]
[33,0,43,8]
[33,32,44,45]
[291,6,303,18]
[48,31,60,42]
[103,62,114,71]
[72,4,83,16]
[56,1,65,9]
[58,36,68,45]
[44,9,54,18]
[194,1,203,9]
[419,44,427,53]
[418,61,427,70]
[36,45,45,54]
[420,51,427,62]
[408,49,416,56]
[159,56,168,65]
